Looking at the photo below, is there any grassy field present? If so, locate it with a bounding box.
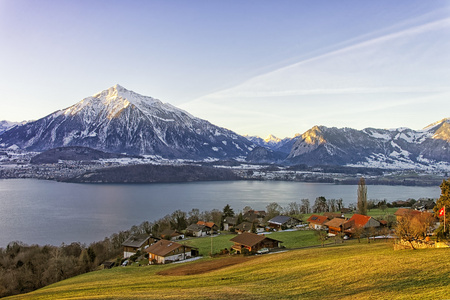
[183,230,320,256]
[7,241,450,299]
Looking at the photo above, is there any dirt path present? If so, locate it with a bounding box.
[157,256,256,276]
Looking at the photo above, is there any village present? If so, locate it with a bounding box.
[118,199,447,267]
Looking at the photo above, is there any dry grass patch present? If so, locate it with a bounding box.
[157,256,256,276]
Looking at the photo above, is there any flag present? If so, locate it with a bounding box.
[439,207,445,217]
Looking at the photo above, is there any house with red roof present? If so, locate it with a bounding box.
[343,214,381,236]
[306,215,329,230]
[197,221,219,234]
[394,208,422,221]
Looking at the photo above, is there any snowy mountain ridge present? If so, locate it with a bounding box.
[287,119,450,170]
[0,85,255,159]
[0,120,28,135]
[244,134,299,154]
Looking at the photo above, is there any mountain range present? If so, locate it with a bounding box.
[286,120,450,170]
[1,85,449,170]
[0,85,255,159]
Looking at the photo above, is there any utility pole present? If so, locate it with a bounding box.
[210,229,213,257]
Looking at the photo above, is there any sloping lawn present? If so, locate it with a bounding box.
[7,242,449,299]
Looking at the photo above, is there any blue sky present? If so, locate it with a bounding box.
[1,1,449,138]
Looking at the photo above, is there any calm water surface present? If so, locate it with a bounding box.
[0,179,440,247]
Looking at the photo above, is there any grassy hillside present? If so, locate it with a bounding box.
[7,242,449,299]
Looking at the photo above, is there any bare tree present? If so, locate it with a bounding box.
[337,198,343,211]
[313,197,328,213]
[286,202,300,216]
[300,199,310,214]
[357,177,368,215]
[395,211,434,249]
[315,230,328,247]
[187,208,200,224]
[352,225,365,243]
[328,199,337,212]
[266,202,282,220]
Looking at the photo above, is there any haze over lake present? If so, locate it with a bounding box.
[0,179,440,247]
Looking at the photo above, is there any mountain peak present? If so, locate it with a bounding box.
[298,126,326,146]
[113,83,125,91]
[424,117,450,130]
[264,134,281,143]
[90,85,162,110]
[0,85,254,158]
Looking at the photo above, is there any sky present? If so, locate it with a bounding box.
[0,1,449,138]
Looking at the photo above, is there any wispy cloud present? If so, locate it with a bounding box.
[180,15,450,137]
[186,16,450,102]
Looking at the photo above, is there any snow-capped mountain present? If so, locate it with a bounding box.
[287,119,450,170]
[244,134,298,154]
[0,85,256,159]
[0,120,27,135]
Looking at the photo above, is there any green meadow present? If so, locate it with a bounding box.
[6,241,449,299]
[183,230,320,256]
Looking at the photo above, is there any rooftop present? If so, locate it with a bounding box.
[306,215,329,225]
[122,234,151,248]
[324,218,346,228]
[145,239,193,257]
[268,215,293,225]
[230,232,281,247]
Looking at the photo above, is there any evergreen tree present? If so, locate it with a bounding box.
[222,204,235,218]
[357,177,368,215]
[434,178,450,238]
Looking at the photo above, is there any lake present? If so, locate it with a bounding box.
[0,179,441,247]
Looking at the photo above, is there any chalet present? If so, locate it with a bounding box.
[223,216,238,231]
[160,229,185,241]
[243,210,266,223]
[145,239,197,264]
[412,199,436,211]
[230,232,282,254]
[235,221,253,234]
[197,221,219,234]
[324,217,346,235]
[122,234,159,258]
[185,224,208,237]
[235,221,265,234]
[394,208,422,221]
[306,215,329,230]
[268,215,301,230]
[343,214,381,237]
